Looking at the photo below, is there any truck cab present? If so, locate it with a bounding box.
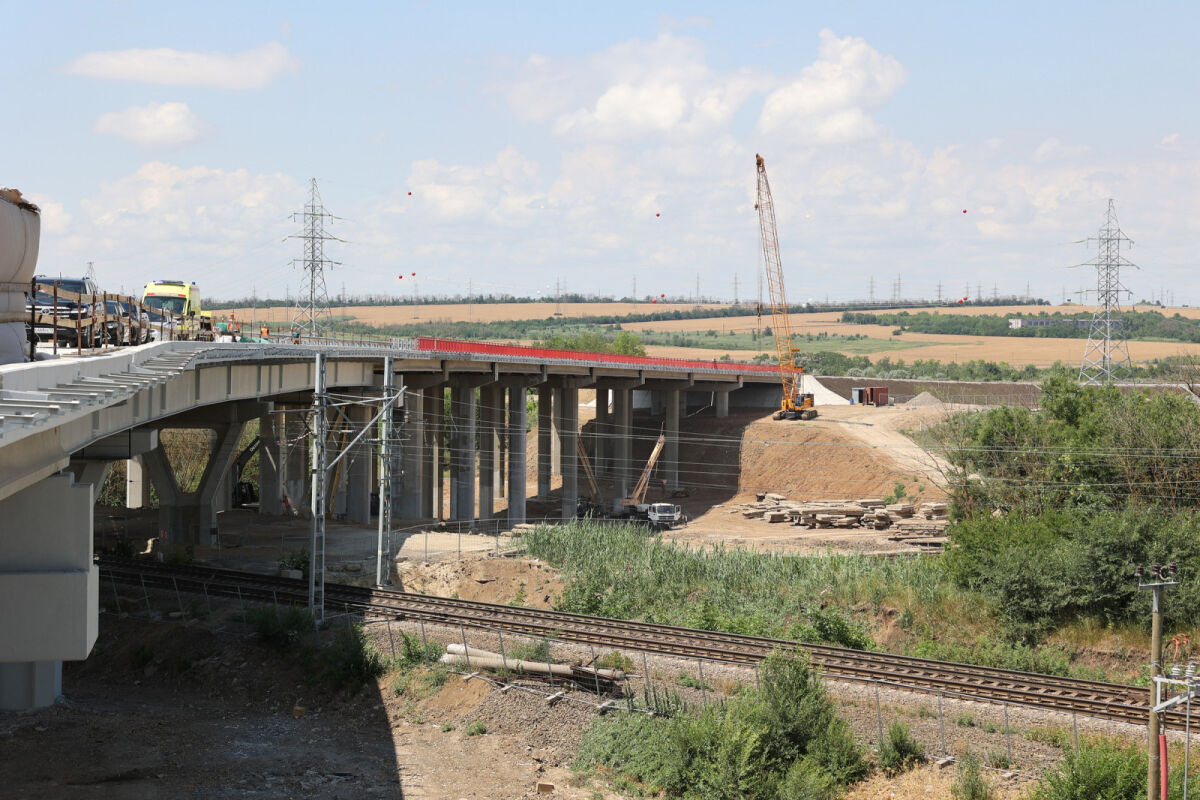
[141,280,213,340]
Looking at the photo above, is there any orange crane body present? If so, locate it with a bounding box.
[755,154,817,421]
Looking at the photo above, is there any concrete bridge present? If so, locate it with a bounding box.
[0,336,781,709]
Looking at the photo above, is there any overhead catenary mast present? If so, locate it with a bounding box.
[289,178,342,337]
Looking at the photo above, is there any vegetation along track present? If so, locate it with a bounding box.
[99,557,1158,727]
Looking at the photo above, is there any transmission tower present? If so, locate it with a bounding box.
[1077,199,1137,385]
[289,178,342,336]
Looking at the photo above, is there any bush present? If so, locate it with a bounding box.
[465,721,487,736]
[952,754,994,800]
[1030,737,1144,800]
[248,605,313,650]
[574,650,864,800]
[313,623,387,693]
[877,721,925,776]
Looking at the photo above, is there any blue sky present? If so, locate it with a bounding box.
[5,1,1198,303]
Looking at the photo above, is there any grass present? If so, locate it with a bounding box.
[519,521,1147,683]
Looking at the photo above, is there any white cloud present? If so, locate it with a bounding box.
[25,194,72,235]
[759,29,907,143]
[505,34,769,141]
[63,42,299,89]
[93,102,203,148]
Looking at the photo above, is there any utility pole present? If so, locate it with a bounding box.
[936,281,943,303]
[869,276,875,302]
[290,179,342,337]
[695,273,700,304]
[632,276,637,301]
[1077,199,1137,385]
[733,274,739,305]
[1138,562,1178,800]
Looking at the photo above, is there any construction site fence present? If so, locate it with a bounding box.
[110,577,1177,784]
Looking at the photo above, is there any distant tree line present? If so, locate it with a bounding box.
[842,309,1200,342]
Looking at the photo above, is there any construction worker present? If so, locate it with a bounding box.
[260,325,269,340]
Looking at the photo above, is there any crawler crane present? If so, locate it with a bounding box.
[755,154,817,420]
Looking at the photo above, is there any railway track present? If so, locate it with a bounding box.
[97,557,1157,727]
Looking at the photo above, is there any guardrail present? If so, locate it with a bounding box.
[414,336,777,373]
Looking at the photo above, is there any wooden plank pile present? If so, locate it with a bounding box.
[732,495,949,536]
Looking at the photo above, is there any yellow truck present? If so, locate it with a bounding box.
[141,280,213,340]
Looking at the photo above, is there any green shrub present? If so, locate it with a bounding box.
[248,605,313,650]
[392,667,447,699]
[877,721,925,776]
[466,721,487,736]
[508,637,552,663]
[313,623,387,693]
[398,632,444,667]
[952,754,994,800]
[574,651,864,799]
[983,747,1009,770]
[1029,737,1145,800]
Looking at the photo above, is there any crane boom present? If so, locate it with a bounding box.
[755,154,816,421]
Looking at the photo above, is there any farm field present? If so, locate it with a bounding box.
[229,302,1200,368]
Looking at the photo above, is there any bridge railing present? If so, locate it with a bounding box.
[413,336,777,373]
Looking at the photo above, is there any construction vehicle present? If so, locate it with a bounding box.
[616,433,685,529]
[141,279,214,340]
[755,154,817,421]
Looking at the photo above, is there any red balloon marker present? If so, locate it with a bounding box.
[408,192,413,196]
[655,213,660,217]
[660,293,665,297]
[962,209,967,214]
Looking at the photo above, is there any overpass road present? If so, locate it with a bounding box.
[0,335,780,710]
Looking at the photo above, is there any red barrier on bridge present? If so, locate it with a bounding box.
[415,336,777,373]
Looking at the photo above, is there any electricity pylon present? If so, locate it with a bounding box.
[1077,199,1137,385]
[290,178,342,336]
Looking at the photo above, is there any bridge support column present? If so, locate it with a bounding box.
[398,392,424,520]
[715,390,730,418]
[479,385,502,521]
[145,422,247,545]
[125,455,152,509]
[281,406,308,514]
[594,386,609,475]
[422,387,443,519]
[537,386,552,499]
[558,386,579,521]
[664,388,680,490]
[0,473,98,710]
[449,384,476,524]
[551,388,562,477]
[258,413,282,515]
[343,402,373,525]
[613,387,632,498]
[507,384,527,526]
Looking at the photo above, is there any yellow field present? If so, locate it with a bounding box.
[226,302,1200,368]
[228,301,729,325]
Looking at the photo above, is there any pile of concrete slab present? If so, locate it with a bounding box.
[732,494,948,536]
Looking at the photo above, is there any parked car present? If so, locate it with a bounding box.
[25,276,101,347]
[145,310,180,341]
[102,299,152,345]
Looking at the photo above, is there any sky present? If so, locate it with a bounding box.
[5,1,1199,304]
